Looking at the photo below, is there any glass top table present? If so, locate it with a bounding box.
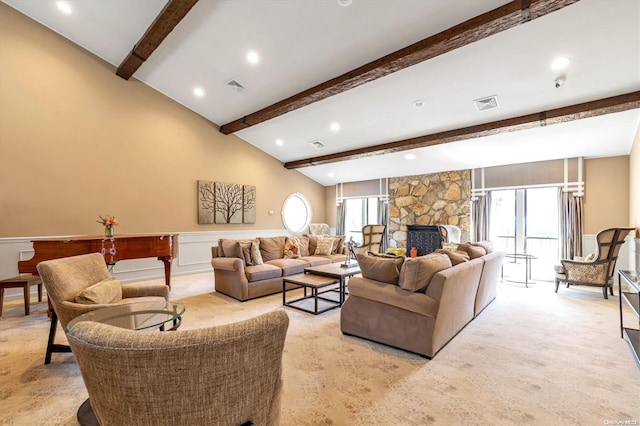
[67,300,185,332]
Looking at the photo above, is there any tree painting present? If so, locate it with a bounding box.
[197,180,215,224]
[243,185,256,223]
[214,182,243,224]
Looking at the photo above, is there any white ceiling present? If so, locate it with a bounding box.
[4,0,639,186]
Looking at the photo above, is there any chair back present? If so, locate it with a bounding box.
[594,227,634,279]
[308,223,330,236]
[360,224,386,253]
[438,225,461,244]
[67,310,289,426]
[37,253,111,322]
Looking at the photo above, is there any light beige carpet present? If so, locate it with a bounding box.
[1,273,639,425]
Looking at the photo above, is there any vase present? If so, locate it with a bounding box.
[410,247,418,258]
[104,226,114,238]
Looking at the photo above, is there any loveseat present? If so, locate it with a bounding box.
[212,235,346,301]
[340,242,504,358]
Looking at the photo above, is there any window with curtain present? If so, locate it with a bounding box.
[344,197,381,245]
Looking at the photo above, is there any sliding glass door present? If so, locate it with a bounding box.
[344,197,380,245]
[490,187,558,281]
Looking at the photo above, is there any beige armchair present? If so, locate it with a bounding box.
[37,253,168,364]
[354,224,386,254]
[555,227,633,299]
[67,310,289,426]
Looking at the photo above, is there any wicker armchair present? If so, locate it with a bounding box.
[555,227,633,299]
[37,253,168,364]
[67,310,289,426]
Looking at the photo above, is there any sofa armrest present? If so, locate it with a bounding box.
[211,257,245,272]
[121,283,169,300]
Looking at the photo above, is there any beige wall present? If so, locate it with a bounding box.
[630,125,640,237]
[583,156,630,234]
[0,4,325,238]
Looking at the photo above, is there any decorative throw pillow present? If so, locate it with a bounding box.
[305,234,320,255]
[331,235,345,254]
[250,241,263,265]
[314,237,333,256]
[356,253,404,285]
[435,248,469,266]
[238,242,254,266]
[398,253,452,292]
[298,236,310,257]
[284,238,301,259]
[75,277,123,304]
[457,243,486,259]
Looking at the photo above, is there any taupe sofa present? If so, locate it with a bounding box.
[212,235,346,301]
[340,243,504,358]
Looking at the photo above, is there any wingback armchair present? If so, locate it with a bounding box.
[555,227,633,299]
[37,253,169,364]
[354,224,386,254]
[67,310,289,426]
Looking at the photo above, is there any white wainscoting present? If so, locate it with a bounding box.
[0,229,299,301]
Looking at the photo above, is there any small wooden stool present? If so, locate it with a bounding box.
[0,274,43,316]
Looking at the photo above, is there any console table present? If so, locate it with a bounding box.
[618,270,639,368]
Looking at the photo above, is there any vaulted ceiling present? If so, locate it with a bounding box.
[4,0,639,185]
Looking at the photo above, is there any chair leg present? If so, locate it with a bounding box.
[602,285,608,299]
[45,309,71,365]
[609,285,614,296]
[555,279,560,293]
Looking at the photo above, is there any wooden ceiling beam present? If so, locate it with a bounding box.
[284,92,640,169]
[116,0,199,80]
[219,0,579,134]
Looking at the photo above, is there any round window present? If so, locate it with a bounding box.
[281,193,312,235]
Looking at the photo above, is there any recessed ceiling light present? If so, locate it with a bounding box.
[193,87,205,97]
[337,0,353,6]
[413,100,425,108]
[551,56,571,71]
[275,139,284,146]
[328,172,335,178]
[247,51,260,64]
[404,153,416,160]
[330,122,340,131]
[56,1,72,14]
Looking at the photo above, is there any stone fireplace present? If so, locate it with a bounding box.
[388,170,471,249]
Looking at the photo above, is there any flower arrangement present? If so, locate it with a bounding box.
[97,215,118,237]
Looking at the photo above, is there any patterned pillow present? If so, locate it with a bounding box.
[238,242,254,266]
[331,235,345,254]
[284,238,301,259]
[314,237,333,256]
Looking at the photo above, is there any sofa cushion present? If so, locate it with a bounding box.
[435,248,469,266]
[356,253,404,285]
[75,277,123,304]
[265,258,308,276]
[284,237,301,259]
[259,236,286,262]
[245,264,282,282]
[398,253,452,292]
[314,237,333,256]
[299,256,331,266]
[457,243,486,259]
[472,241,494,254]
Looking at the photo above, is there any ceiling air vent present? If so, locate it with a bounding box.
[308,140,324,149]
[225,79,245,93]
[474,95,500,111]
